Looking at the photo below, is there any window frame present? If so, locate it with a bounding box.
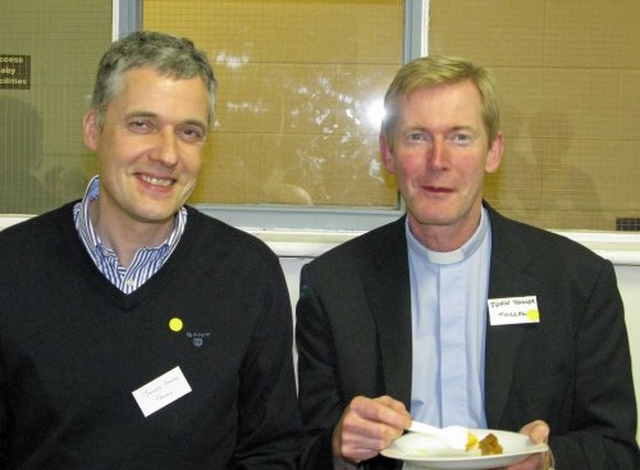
[114,0,427,232]
[103,1,635,264]
[1,1,637,267]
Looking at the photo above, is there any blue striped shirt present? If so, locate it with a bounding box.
[73,176,187,294]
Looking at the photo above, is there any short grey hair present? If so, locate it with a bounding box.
[90,30,217,128]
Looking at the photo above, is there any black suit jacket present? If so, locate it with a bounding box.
[296,204,639,469]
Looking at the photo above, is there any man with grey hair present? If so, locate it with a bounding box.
[296,55,639,469]
[0,31,303,468]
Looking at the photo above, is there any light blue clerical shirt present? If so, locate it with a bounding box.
[407,207,491,429]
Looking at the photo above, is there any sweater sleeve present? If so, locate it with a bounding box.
[0,356,12,466]
[230,251,305,469]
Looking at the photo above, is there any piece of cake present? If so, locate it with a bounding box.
[477,432,504,455]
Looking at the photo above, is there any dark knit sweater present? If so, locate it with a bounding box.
[0,203,303,469]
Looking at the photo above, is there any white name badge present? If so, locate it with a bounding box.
[488,295,540,326]
[132,366,192,417]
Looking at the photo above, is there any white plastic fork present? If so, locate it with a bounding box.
[407,420,470,450]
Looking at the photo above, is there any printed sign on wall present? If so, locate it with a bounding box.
[0,55,31,90]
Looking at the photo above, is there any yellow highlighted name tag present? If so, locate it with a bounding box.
[488,295,540,326]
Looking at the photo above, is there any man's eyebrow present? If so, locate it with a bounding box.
[124,111,157,120]
[182,119,208,130]
[450,125,482,135]
[124,112,207,130]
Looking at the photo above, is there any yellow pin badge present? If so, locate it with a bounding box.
[169,317,184,333]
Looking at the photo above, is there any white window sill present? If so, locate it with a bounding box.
[3,214,640,266]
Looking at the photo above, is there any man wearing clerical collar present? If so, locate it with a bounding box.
[295,55,639,470]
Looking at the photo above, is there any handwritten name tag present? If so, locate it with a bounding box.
[488,295,540,326]
[132,366,192,417]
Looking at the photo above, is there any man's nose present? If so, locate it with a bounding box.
[428,139,450,170]
[151,129,179,166]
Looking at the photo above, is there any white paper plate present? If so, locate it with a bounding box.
[381,428,548,469]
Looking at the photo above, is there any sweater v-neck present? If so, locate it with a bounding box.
[59,203,200,312]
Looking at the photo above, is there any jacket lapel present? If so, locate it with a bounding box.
[366,218,414,409]
[484,206,541,426]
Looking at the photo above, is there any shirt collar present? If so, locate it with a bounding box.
[74,175,187,255]
[406,206,489,265]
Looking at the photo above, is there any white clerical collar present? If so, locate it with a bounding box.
[406,207,489,265]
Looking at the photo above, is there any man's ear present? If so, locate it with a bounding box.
[379,134,396,174]
[485,132,504,174]
[83,110,99,151]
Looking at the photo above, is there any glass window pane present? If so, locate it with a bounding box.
[429,0,640,231]
[143,0,404,209]
[0,0,111,215]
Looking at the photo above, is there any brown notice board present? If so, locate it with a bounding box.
[0,55,30,90]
